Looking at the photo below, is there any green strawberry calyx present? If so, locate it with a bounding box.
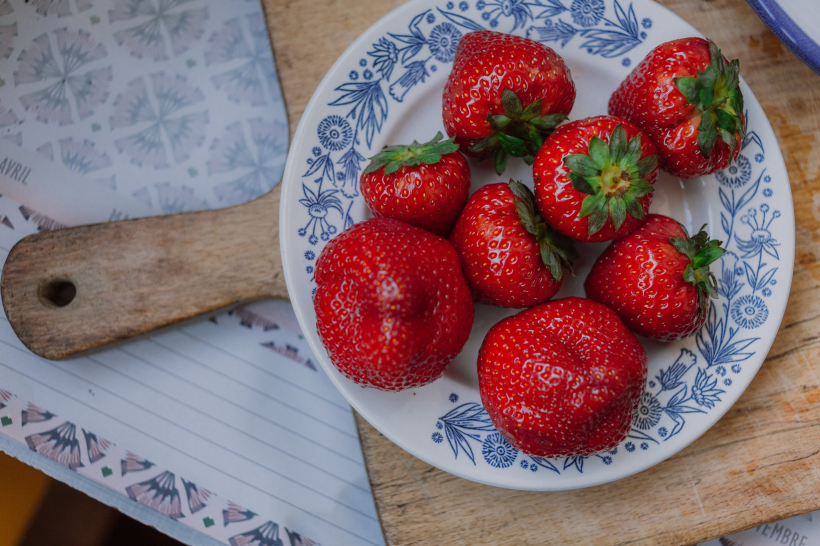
[674,41,746,160]
[508,179,578,281]
[363,132,459,175]
[670,223,725,312]
[470,89,568,176]
[563,123,658,237]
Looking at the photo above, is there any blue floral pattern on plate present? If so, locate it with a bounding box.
[280,0,795,489]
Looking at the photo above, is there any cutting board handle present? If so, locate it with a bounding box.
[1,191,288,360]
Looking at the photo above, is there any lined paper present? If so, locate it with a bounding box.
[0,146,385,546]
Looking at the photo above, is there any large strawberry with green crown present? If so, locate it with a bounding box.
[360,132,470,236]
[478,297,647,457]
[609,38,745,179]
[585,214,725,341]
[449,180,577,308]
[314,217,474,391]
[533,116,659,242]
[442,30,576,175]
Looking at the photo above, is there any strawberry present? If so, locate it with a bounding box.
[442,30,575,175]
[585,214,725,341]
[360,132,470,236]
[533,116,659,242]
[313,217,474,391]
[449,180,577,308]
[608,38,745,179]
[478,297,647,457]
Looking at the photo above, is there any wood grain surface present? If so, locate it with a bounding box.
[262,0,820,544]
[1,191,287,360]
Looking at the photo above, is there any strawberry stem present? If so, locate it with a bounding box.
[563,123,658,237]
[673,41,745,160]
[670,223,725,312]
[470,89,568,176]
[364,132,460,175]
[508,179,578,280]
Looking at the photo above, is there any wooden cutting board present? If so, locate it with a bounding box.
[260,0,820,544]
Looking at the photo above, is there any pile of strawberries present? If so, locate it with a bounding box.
[314,31,745,459]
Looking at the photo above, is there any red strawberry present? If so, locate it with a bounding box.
[533,116,659,242]
[360,132,470,236]
[478,297,647,457]
[609,38,745,179]
[449,180,577,308]
[314,217,474,391]
[442,30,576,174]
[585,214,725,341]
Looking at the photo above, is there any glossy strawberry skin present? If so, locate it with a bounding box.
[360,151,470,237]
[449,183,562,308]
[533,116,658,242]
[478,297,647,457]
[609,38,742,179]
[314,218,474,391]
[442,30,576,153]
[585,214,705,341]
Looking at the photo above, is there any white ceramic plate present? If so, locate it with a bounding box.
[746,0,820,75]
[280,0,795,490]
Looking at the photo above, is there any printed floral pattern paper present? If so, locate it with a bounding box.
[0,0,288,211]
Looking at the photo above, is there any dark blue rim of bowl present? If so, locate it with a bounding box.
[746,0,820,75]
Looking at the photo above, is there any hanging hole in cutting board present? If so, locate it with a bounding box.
[39,279,77,308]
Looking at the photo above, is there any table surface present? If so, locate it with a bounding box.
[259,0,820,544]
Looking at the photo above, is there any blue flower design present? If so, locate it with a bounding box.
[571,0,605,28]
[389,60,430,102]
[530,464,538,472]
[633,392,662,430]
[427,13,435,24]
[349,71,359,80]
[428,23,462,63]
[482,433,517,468]
[763,188,772,197]
[640,442,648,450]
[298,184,343,244]
[641,18,652,28]
[306,266,313,274]
[648,381,655,388]
[732,364,741,374]
[736,206,780,259]
[447,1,454,8]
[658,427,668,438]
[716,366,726,377]
[436,420,443,429]
[336,171,345,182]
[625,442,635,452]
[317,115,352,151]
[449,393,459,403]
[609,448,618,455]
[724,378,732,386]
[368,38,399,81]
[363,69,373,80]
[762,287,772,297]
[483,0,534,32]
[764,175,771,183]
[477,0,486,9]
[716,154,752,188]
[432,432,444,443]
[490,19,499,27]
[460,1,469,10]
[691,368,725,409]
[622,58,631,67]
[430,65,438,72]
[304,251,315,260]
[359,58,367,67]
[312,147,321,156]
[482,11,491,20]
[731,295,768,329]
[601,456,612,465]
[520,460,528,469]
[755,153,764,163]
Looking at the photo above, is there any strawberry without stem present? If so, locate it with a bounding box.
[314,218,474,391]
[478,297,647,457]
[585,214,725,341]
[609,38,745,178]
[534,116,659,242]
[442,30,575,174]
[449,180,577,308]
[361,132,470,236]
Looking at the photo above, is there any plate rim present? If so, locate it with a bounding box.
[746,0,820,75]
[279,0,796,490]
